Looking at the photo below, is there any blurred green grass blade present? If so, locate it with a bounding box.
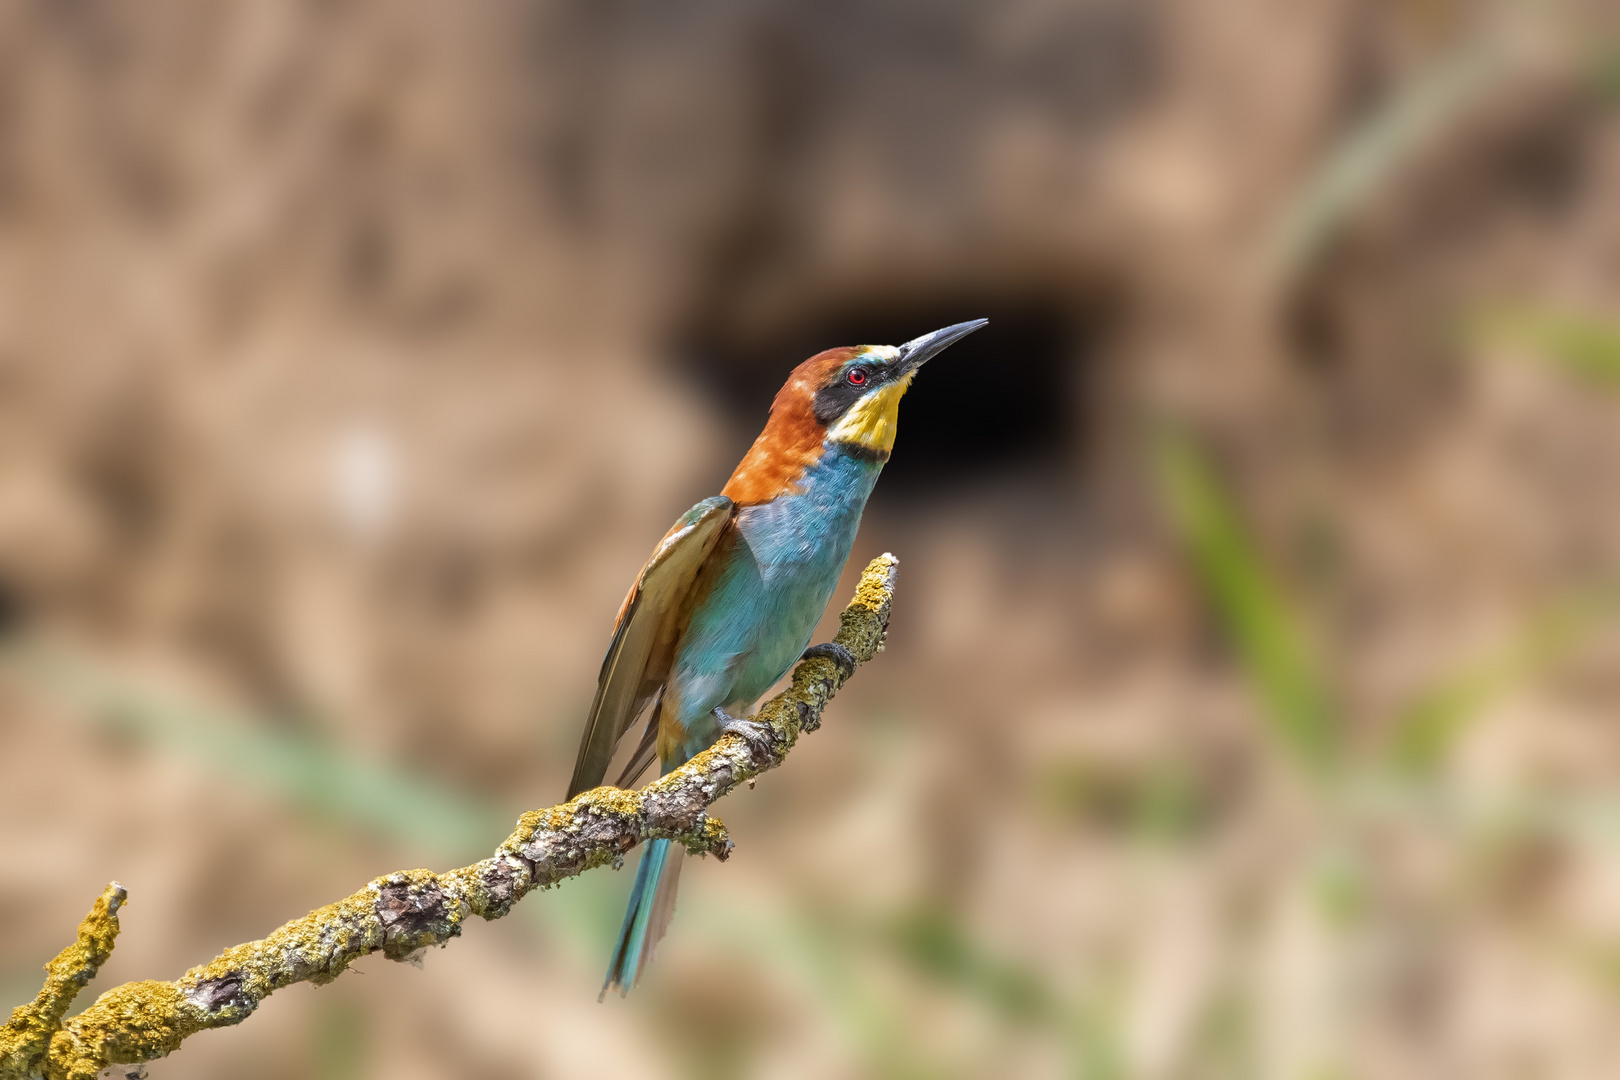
[883,905,1124,1078]
[1,642,507,858]
[1269,43,1500,280]
[1588,43,1620,102]
[682,900,952,1079]
[1390,584,1620,772]
[1070,991,1127,1080]
[887,905,1056,1026]
[1035,755,1210,844]
[1155,429,1339,772]
[800,915,950,1080]
[1470,304,1620,388]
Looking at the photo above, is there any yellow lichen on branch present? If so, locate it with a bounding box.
[0,554,899,1080]
[0,885,126,1080]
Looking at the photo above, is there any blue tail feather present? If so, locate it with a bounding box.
[601,838,672,999]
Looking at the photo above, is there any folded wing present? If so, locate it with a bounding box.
[565,495,735,799]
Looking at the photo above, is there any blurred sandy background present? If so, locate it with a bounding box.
[4,1,1620,1077]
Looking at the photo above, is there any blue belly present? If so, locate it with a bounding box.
[663,448,881,760]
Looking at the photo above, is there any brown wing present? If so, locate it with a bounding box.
[565,496,734,798]
[613,701,662,790]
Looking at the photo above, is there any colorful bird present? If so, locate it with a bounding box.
[566,319,987,998]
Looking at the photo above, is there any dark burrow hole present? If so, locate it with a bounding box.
[675,297,1093,497]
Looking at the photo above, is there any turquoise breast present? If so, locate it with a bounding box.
[663,446,882,758]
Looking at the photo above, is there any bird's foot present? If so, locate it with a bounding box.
[713,707,773,751]
[801,641,856,677]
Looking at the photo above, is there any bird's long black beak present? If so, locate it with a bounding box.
[897,318,988,373]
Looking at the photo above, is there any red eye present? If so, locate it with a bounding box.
[846,368,868,386]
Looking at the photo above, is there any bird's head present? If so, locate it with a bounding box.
[722,319,987,504]
[804,318,989,458]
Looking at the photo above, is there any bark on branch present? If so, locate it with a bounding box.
[0,554,899,1080]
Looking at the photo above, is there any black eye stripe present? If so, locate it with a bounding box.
[812,358,898,423]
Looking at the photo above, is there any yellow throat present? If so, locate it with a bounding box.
[825,370,914,455]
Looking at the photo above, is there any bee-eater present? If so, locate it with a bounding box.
[566,318,986,997]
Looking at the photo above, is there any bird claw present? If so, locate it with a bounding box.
[713,707,772,750]
[801,641,856,676]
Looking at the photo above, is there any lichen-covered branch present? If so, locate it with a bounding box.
[0,554,899,1080]
[0,885,126,1080]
